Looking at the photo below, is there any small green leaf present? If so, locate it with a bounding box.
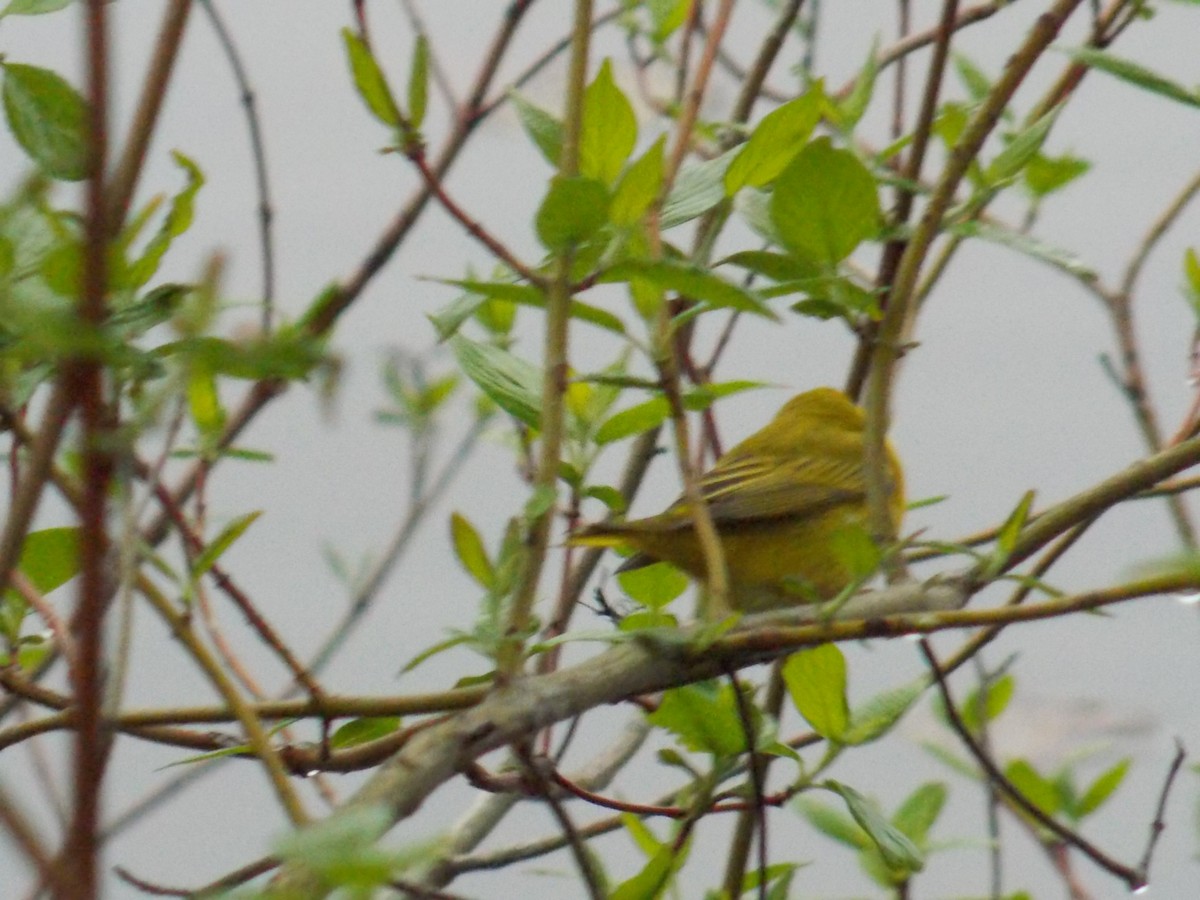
[725,90,822,194]
[14,527,80,597]
[794,796,870,850]
[986,107,1060,185]
[1184,248,1200,316]
[400,632,473,674]
[770,138,880,266]
[1004,759,1061,817]
[616,561,689,609]
[2,62,88,180]
[342,28,401,127]
[510,91,563,167]
[891,782,946,844]
[125,151,205,287]
[1024,151,1090,198]
[595,397,669,445]
[1076,757,1130,818]
[432,278,624,338]
[407,34,428,130]
[959,672,1015,734]
[647,681,748,757]
[661,146,739,228]
[826,781,925,873]
[647,0,689,41]
[450,512,494,589]
[719,250,820,282]
[1,0,74,13]
[191,511,261,579]
[611,136,664,226]
[783,644,849,741]
[600,258,777,319]
[837,40,880,128]
[609,846,677,900]
[843,677,925,745]
[580,59,637,186]
[954,53,993,101]
[330,717,401,749]
[535,175,609,250]
[949,220,1096,280]
[983,490,1034,579]
[449,335,542,429]
[186,362,225,438]
[1061,46,1200,110]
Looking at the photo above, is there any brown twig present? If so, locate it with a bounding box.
[920,639,1146,891]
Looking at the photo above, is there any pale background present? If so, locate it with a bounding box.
[2,1,1200,897]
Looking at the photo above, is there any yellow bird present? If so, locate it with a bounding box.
[570,387,905,612]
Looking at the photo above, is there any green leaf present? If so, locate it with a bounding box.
[407,34,428,130]
[1185,248,1200,317]
[610,846,677,900]
[843,677,925,745]
[274,804,394,885]
[959,672,1015,734]
[125,151,205,287]
[14,526,80,596]
[162,332,324,381]
[986,107,1060,186]
[1061,46,1200,110]
[186,361,225,438]
[770,138,880,266]
[431,278,624,339]
[535,175,609,250]
[449,334,542,429]
[191,512,261,579]
[1,527,80,642]
[580,59,637,186]
[1076,757,1130,818]
[595,397,670,445]
[661,146,739,228]
[400,632,473,674]
[1,0,74,15]
[921,740,982,781]
[719,249,820,282]
[647,681,748,757]
[342,28,401,127]
[783,644,849,741]
[724,90,822,194]
[1004,759,1061,817]
[450,512,494,589]
[330,717,401,749]
[1023,151,1090,199]
[949,220,1097,280]
[600,258,777,319]
[647,0,689,41]
[826,781,924,873]
[837,40,880,128]
[983,490,1034,579]
[794,796,870,850]
[2,62,88,181]
[616,561,689,609]
[611,136,665,226]
[891,782,946,844]
[954,53,993,101]
[621,811,664,858]
[510,91,563,167]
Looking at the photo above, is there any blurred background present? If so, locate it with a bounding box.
[3,1,1200,896]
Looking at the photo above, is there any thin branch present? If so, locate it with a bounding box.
[198,0,278,328]
[920,640,1146,891]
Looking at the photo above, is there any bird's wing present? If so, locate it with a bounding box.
[696,452,863,523]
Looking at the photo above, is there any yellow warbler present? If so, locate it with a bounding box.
[571,387,904,612]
